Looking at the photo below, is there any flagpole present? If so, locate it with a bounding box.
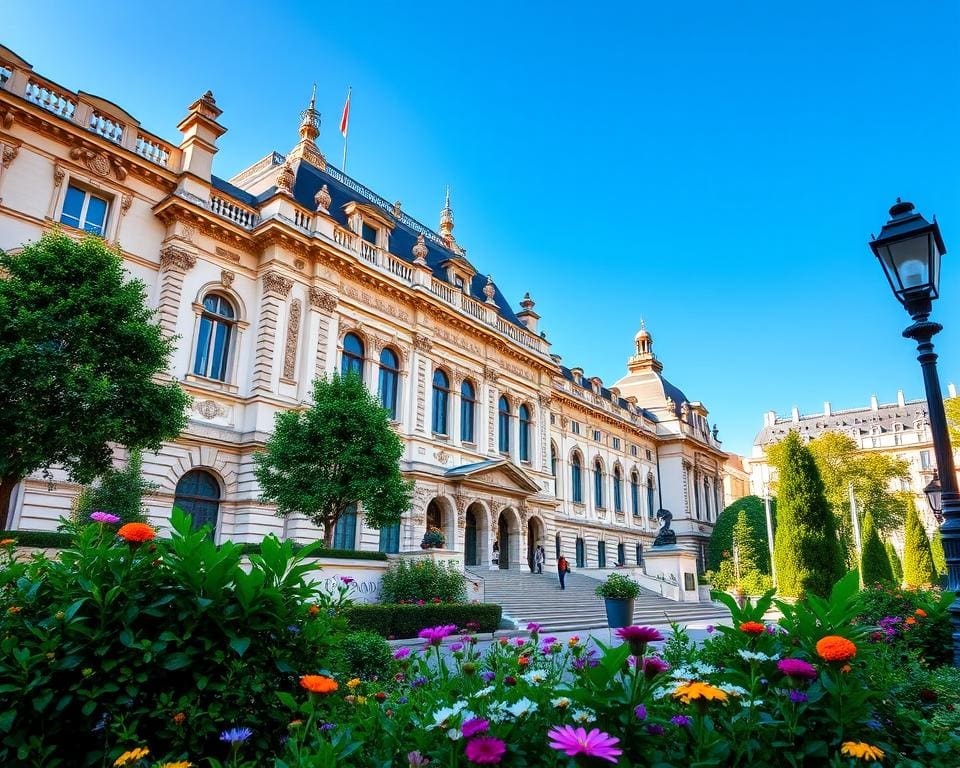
[342,136,347,172]
[341,86,351,172]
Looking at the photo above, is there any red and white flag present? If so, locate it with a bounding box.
[339,87,351,138]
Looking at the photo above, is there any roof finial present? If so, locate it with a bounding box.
[298,84,321,144]
[440,185,455,242]
[640,316,645,331]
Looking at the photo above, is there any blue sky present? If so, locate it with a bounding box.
[6,1,959,454]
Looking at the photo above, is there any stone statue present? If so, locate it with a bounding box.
[653,508,676,547]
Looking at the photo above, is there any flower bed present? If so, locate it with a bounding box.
[345,603,503,638]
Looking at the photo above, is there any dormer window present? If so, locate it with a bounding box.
[361,222,378,245]
[454,275,466,291]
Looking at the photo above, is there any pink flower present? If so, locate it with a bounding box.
[641,656,671,679]
[340,576,355,584]
[461,717,490,738]
[777,658,818,681]
[90,511,121,524]
[526,622,542,633]
[393,647,411,660]
[418,624,458,646]
[548,725,623,764]
[408,751,430,767]
[616,625,664,655]
[464,736,506,764]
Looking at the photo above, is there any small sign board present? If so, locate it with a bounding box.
[683,572,696,591]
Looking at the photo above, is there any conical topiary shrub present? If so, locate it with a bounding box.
[860,510,893,585]
[903,498,937,588]
[885,540,903,585]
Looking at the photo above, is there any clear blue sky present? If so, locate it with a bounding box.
[6,1,959,454]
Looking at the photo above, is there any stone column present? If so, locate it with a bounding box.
[308,287,338,381]
[412,334,432,435]
[251,270,293,393]
[157,245,197,341]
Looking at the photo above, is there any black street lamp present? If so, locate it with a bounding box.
[870,199,960,666]
[925,471,943,524]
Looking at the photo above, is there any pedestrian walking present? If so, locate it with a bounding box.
[535,545,545,575]
[557,554,569,590]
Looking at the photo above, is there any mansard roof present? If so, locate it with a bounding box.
[754,398,930,446]
[558,365,658,422]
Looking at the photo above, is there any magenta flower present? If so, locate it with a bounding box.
[408,751,429,768]
[393,647,411,660]
[616,625,664,656]
[526,622,542,633]
[547,725,623,764]
[464,736,506,764]
[634,704,648,721]
[418,624,458,646]
[646,723,665,736]
[461,717,490,738]
[340,576,355,584]
[777,658,818,681]
[90,511,121,524]
[641,656,671,679]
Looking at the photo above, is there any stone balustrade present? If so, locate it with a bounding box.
[209,193,258,228]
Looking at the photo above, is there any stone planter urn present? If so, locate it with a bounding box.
[603,597,635,629]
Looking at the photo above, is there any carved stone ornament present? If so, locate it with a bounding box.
[1,144,19,169]
[159,246,197,273]
[538,393,553,408]
[560,415,569,429]
[193,398,227,419]
[315,184,332,212]
[434,449,450,464]
[294,258,305,271]
[412,233,429,265]
[53,163,65,186]
[282,298,302,379]
[412,333,433,353]
[482,365,500,383]
[483,275,496,302]
[275,160,295,196]
[69,146,126,181]
[0,106,13,129]
[262,271,294,297]
[309,287,338,312]
[392,200,402,216]
[220,269,235,288]
[120,194,133,216]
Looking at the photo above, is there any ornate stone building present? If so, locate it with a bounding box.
[0,46,727,572]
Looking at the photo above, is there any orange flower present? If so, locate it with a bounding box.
[841,664,852,674]
[0,538,15,546]
[8,606,21,615]
[915,608,927,618]
[172,712,186,725]
[517,655,530,667]
[117,523,156,544]
[740,621,766,635]
[816,635,857,663]
[905,616,917,626]
[308,605,320,616]
[673,681,729,704]
[300,674,338,694]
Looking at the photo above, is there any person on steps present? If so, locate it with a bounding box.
[557,554,569,590]
[534,545,545,575]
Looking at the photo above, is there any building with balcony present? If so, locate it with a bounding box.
[0,45,727,573]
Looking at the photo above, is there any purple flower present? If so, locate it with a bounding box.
[90,511,121,524]
[465,737,507,764]
[411,676,428,688]
[766,625,778,635]
[777,658,818,681]
[548,725,622,764]
[634,704,648,721]
[526,622,542,634]
[220,726,253,744]
[706,625,715,634]
[461,717,490,738]
[418,624,457,646]
[450,643,464,652]
[789,690,808,704]
[320,722,335,731]
[287,625,300,634]
[339,576,355,584]
[572,657,587,671]
[670,715,692,728]
[646,724,665,736]
[408,751,429,768]
[398,697,408,704]
[513,638,526,647]
[481,671,496,683]
[616,626,664,655]
[542,636,557,645]
[641,656,671,679]
[866,719,882,730]
[394,647,411,660]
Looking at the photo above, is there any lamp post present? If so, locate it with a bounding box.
[869,199,960,666]
[925,471,943,524]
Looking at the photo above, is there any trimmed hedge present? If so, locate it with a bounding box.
[707,496,774,573]
[345,603,503,639]
[1,531,387,561]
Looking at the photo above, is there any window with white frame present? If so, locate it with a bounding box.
[571,421,581,435]
[612,437,621,450]
[193,294,236,381]
[60,184,109,236]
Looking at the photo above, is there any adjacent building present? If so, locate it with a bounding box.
[0,45,727,572]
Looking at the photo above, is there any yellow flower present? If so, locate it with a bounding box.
[672,681,729,705]
[356,695,368,704]
[841,742,884,762]
[113,747,150,767]
[159,762,192,768]
[346,677,361,689]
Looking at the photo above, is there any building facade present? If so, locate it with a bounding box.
[0,46,726,573]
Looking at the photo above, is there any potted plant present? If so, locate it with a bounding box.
[420,527,446,550]
[595,572,641,628]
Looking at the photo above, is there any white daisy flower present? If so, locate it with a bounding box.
[571,708,596,724]
[507,697,538,718]
[551,696,572,709]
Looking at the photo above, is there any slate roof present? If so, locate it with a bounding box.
[558,365,658,423]
[754,399,930,446]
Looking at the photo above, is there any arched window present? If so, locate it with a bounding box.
[498,396,511,453]
[613,466,623,513]
[432,369,450,434]
[571,453,583,504]
[378,348,400,420]
[630,472,640,516]
[460,379,476,443]
[341,333,364,377]
[333,504,357,550]
[550,442,558,477]
[647,475,656,519]
[597,540,607,568]
[174,469,221,535]
[193,294,236,381]
[575,537,585,568]
[694,473,702,519]
[379,522,400,554]
[594,459,604,508]
[518,404,532,462]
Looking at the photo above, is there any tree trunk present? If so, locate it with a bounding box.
[323,515,335,548]
[0,477,19,531]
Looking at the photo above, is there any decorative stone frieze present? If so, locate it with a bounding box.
[159,246,197,273]
[309,287,338,312]
[282,298,302,380]
[412,333,433,353]
[262,271,293,297]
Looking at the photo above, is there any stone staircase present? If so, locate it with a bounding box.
[467,568,729,633]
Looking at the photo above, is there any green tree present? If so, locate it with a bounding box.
[0,231,188,529]
[254,373,412,547]
[708,495,774,573]
[885,540,904,585]
[946,395,960,450]
[931,530,947,578]
[903,498,937,587]
[860,510,893,584]
[73,449,157,525]
[770,432,844,598]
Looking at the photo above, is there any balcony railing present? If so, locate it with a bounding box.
[135,133,171,167]
[209,193,258,228]
[24,77,76,119]
[89,109,124,144]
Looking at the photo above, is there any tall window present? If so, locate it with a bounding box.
[647,475,656,518]
[60,184,109,235]
[432,369,450,434]
[594,459,604,508]
[597,541,606,568]
[613,466,623,513]
[575,537,585,568]
[193,294,236,381]
[617,542,625,566]
[173,470,221,535]
[378,522,400,554]
[333,505,357,550]
[703,477,711,521]
[630,472,640,516]
[694,473,701,519]
[571,453,583,503]
[636,542,643,565]
[550,443,558,477]
[341,333,364,377]
[518,404,532,462]
[714,482,721,519]
[377,348,400,420]
[460,379,476,442]
[498,396,511,453]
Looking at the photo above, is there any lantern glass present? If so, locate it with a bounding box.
[869,201,945,310]
[924,474,942,515]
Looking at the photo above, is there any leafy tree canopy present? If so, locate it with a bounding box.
[254,373,412,547]
[708,495,774,573]
[0,231,188,528]
[946,396,960,450]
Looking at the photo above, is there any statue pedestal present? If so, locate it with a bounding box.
[643,546,701,603]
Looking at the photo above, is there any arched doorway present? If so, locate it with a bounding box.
[464,501,488,568]
[426,498,454,550]
[174,469,221,537]
[527,515,545,573]
[496,507,521,569]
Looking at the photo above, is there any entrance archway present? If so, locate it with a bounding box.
[527,515,545,572]
[495,507,521,569]
[464,501,490,568]
[426,498,454,550]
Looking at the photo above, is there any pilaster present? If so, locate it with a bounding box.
[251,270,293,393]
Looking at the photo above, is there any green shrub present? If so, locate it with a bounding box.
[0,508,345,766]
[0,529,74,548]
[886,540,904,584]
[707,495,773,573]
[861,510,894,584]
[337,631,394,680]
[903,499,937,587]
[595,572,641,599]
[931,530,947,578]
[345,603,502,638]
[379,558,466,603]
[72,449,155,525]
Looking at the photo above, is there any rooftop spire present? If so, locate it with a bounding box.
[439,185,455,242]
[298,83,320,144]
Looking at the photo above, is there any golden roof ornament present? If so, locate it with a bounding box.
[275,159,295,196]
[439,185,456,248]
[288,85,327,169]
[483,274,497,304]
[412,233,429,265]
[314,184,332,212]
